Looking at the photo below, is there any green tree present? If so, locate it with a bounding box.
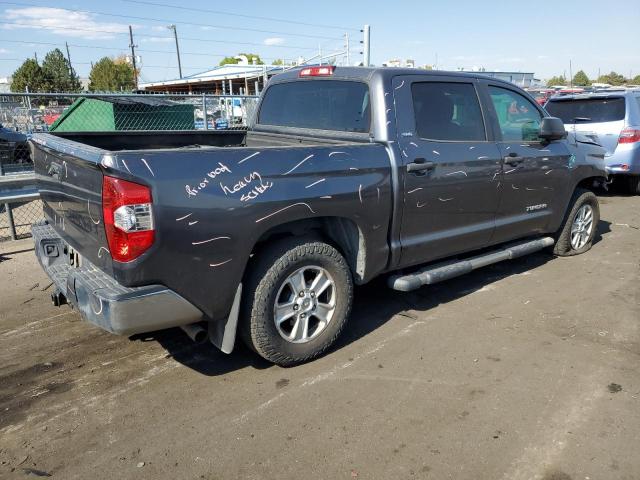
[632,75,640,85]
[597,71,626,86]
[42,48,81,92]
[271,58,284,66]
[10,58,47,92]
[546,75,567,87]
[219,53,264,66]
[572,70,590,86]
[88,57,135,92]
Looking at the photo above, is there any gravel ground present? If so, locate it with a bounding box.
[0,192,638,480]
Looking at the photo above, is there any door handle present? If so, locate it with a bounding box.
[407,158,435,173]
[503,153,524,166]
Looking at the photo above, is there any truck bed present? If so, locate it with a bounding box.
[52,130,355,151]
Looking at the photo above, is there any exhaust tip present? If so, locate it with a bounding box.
[180,323,208,344]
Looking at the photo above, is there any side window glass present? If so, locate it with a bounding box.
[489,86,543,142]
[411,82,486,141]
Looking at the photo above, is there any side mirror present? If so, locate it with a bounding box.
[539,117,567,141]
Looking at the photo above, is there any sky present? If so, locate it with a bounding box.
[0,0,638,83]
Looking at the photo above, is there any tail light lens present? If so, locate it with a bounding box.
[299,66,335,77]
[102,176,154,262]
[619,127,640,144]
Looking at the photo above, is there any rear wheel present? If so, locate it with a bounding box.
[624,175,640,195]
[552,188,600,256]
[241,238,353,366]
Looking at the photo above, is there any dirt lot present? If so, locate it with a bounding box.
[0,192,638,480]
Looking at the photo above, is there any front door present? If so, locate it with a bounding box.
[394,76,503,268]
[484,84,572,243]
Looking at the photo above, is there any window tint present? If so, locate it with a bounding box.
[258,80,370,133]
[489,86,543,142]
[411,82,486,141]
[545,97,626,124]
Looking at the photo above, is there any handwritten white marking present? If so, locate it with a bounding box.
[512,184,519,190]
[477,156,489,160]
[409,142,418,147]
[141,158,154,177]
[188,220,199,226]
[526,187,536,191]
[407,187,423,194]
[192,236,231,246]
[63,161,68,178]
[446,170,468,177]
[210,259,233,267]
[255,203,315,223]
[386,108,391,114]
[98,247,109,258]
[175,213,192,221]
[121,159,131,173]
[401,150,408,158]
[305,178,326,188]
[384,91,390,97]
[395,80,405,90]
[377,187,381,203]
[87,200,100,225]
[416,201,426,208]
[438,197,454,202]
[238,152,260,164]
[320,195,332,199]
[432,150,440,155]
[386,120,391,126]
[328,151,347,157]
[91,297,103,315]
[358,184,363,203]
[492,172,500,181]
[504,168,517,174]
[545,170,553,175]
[283,154,313,175]
[469,146,476,150]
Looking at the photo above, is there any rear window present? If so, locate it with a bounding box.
[545,97,626,124]
[258,80,370,133]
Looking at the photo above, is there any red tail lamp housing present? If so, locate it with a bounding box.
[102,176,154,262]
[299,66,335,77]
[619,127,640,144]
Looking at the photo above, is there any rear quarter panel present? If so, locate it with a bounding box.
[112,144,392,321]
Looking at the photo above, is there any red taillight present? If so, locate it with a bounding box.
[299,66,335,77]
[619,127,640,144]
[102,176,154,263]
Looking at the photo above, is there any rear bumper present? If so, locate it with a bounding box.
[606,143,640,175]
[32,221,204,335]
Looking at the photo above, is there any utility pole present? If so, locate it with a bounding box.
[569,60,573,87]
[65,42,73,76]
[129,25,138,89]
[168,24,183,79]
[34,52,38,63]
[344,32,350,66]
[362,25,371,67]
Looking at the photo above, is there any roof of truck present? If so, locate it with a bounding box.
[269,66,515,87]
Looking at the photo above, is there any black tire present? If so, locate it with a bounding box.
[552,188,600,256]
[624,175,640,195]
[240,238,353,366]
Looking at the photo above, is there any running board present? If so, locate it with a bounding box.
[388,237,555,292]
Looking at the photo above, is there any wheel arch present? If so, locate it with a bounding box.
[249,216,368,284]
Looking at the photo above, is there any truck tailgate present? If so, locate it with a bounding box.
[31,134,111,271]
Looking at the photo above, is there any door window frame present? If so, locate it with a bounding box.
[397,75,495,144]
[479,81,548,144]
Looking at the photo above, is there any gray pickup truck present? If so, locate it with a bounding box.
[31,67,607,366]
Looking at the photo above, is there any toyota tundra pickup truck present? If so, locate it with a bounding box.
[30,67,607,366]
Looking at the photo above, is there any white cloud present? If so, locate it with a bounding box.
[3,7,129,40]
[141,37,173,43]
[263,37,285,46]
[0,48,10,54]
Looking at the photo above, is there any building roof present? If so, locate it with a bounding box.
[140,64,286,89]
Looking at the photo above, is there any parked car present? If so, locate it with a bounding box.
[545,89,640,193]
[0,123,31,170]
[30,67,606,366]
[527,88,555,106]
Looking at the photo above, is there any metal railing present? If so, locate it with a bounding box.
[0,169,40,242]
[0,92,259,133]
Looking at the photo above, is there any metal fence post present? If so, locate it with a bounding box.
[5,203,17,240]
[202,93,208,130]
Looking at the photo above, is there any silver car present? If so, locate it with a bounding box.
[545,90,640,194]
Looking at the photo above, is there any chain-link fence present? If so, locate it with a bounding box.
[0,199,43,242]
[0,92,259,133]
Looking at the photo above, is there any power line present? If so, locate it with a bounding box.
[120,0,361,32]
[0,2,344,40]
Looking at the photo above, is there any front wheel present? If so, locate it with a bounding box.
[241,238,353,366]
[552,188,600,256]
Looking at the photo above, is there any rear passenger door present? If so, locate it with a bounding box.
[482,83,571,243]
[394,76,503,267]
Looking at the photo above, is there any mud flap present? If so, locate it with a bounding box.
[209,283,242,354]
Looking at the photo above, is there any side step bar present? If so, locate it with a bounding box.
[388,237,555,292]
